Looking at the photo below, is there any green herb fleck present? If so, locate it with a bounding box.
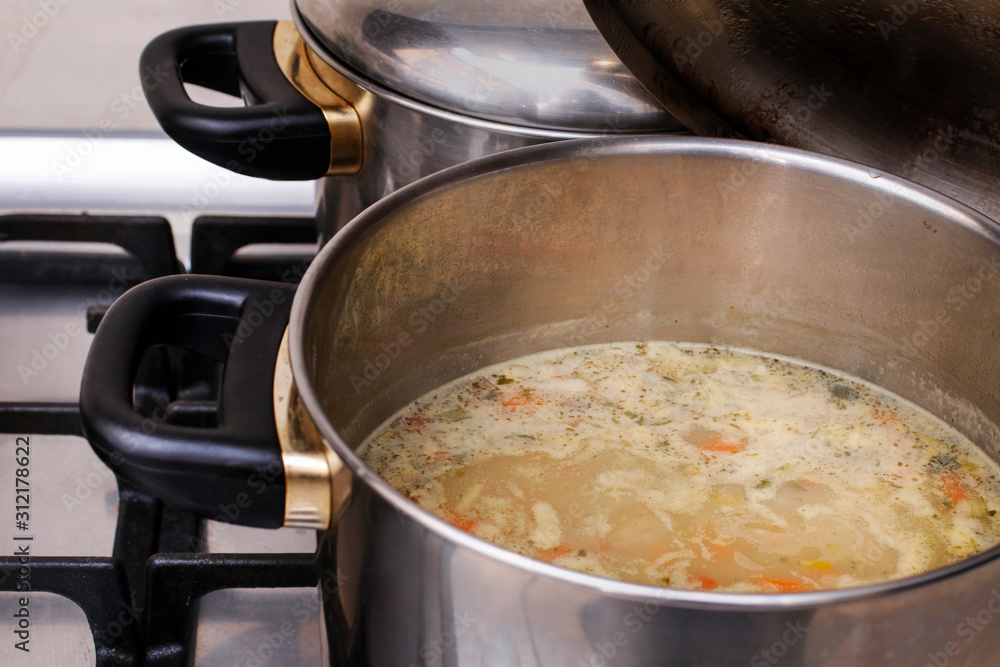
[436,406,471,423]
[623,410,645,425]
[497,375,514,385]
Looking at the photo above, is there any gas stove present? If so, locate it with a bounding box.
[0,133,326,666]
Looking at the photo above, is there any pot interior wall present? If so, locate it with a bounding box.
[301,139,1000,460]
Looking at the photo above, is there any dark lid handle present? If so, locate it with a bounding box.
[140,21,331,180]
[80,275,295,528]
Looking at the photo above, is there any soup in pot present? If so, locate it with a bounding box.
[358,342,1000,593]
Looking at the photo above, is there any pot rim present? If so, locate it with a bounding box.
[290,134,1000,609]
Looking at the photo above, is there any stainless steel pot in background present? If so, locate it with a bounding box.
[139,0,684,239]
[83,137,1000,665]
[583,0,1000,222]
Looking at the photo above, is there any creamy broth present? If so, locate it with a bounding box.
[358,342,1000,593]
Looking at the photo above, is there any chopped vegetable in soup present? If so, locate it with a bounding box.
[358,342,1000,593]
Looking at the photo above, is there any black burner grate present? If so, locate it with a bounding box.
[0,212,321,666]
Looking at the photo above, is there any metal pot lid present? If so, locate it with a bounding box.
[583,0,1000,221]
[291,0,685,133]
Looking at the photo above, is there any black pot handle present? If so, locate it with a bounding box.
[140,21,331,180]
[80,275,296,528]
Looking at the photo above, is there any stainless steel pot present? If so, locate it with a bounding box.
[139,1,684,238]
[82,137,1000,665]
[583,0,1000,223]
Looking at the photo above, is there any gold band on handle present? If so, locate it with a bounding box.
[272,21,365,175]
[274,327,343,529]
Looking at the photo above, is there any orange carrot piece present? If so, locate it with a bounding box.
[703,437,744,454]
[537,545,571,563]
[753,576,816,593]
[503,395,545,408]
[940,474,969,504]
[448,516,477,533]
[692,574,718,590]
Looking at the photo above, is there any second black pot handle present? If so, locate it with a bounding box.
[80,275,296,528]
[140,21,332,180]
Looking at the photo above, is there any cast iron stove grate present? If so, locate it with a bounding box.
[0,213,320,666]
